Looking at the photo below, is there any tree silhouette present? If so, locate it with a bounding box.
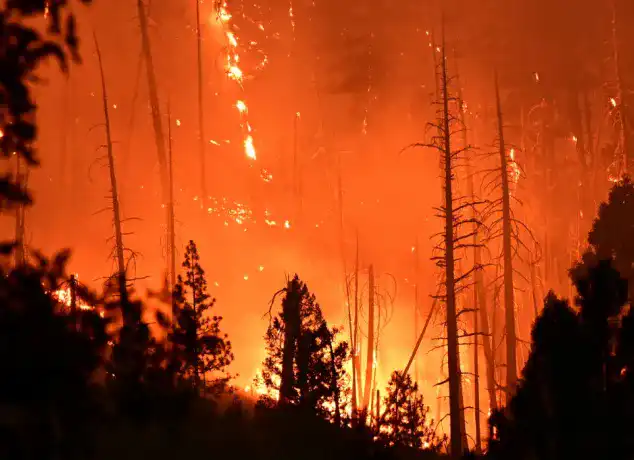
[0,250,109,460]
[587,175,634,296]
[489,253,629,460]
[260,275,349,424]
[170,240,233,395]
[378,371,442,452]
[0,0,90,210]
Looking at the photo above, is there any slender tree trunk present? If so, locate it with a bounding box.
[612,0,631,173]
[95,35,127,305]
[137,0,169,226]
[457,71,482,452]
[414,238,420,383]
[353,234,362,413]
[195,0,207,208]
[167,104,177,318]
[495,75,517,401]
[440,46,463,457]
[363,264,375,416]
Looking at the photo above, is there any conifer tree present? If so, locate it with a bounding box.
[378,371,442,451]
[171,240,233,394]
[260,275,349,423]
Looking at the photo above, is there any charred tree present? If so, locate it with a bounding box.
[195,0,207,207]
[167,104,177,317]
[95,35,127,304]
[495,75,518,400]
[362,264,376,414]
[136,0,169,223]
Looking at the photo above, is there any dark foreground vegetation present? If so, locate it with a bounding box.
[5,1,634,460]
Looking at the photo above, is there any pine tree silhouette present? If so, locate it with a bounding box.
[170,240,233,395]
[378,371,443,451]
[260,275,349,423]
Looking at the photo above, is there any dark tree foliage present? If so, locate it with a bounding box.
[260,275,349,424]
[170,240,234,395]
[0,250,108,460]
[588,175,634,295]
[489,254,631,459]
[378,371,442,452]
[0,0,89,208]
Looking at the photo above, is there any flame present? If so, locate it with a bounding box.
[509,148,521,185]
[244,135,256,160]
[213,1,260,162]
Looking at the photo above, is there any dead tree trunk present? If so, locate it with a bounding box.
[611,0,631,173]
[167,104,177,318]
[362,264,376,416]
[457,71,482,452]
[137,0,169,215]
[95,35,127,305]
[353,234,362,415]
[440,46,463,457]
[495,75,517,401]
[195,0,207,207]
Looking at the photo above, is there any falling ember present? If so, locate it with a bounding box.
[244,274,249,281]
[260,168,273,182]
[572,135,578,143]
[213,1,262,162]
[533,72,540,83]
[0,129,4,139]
[284,220,291,229]
[176,119,181,127]
[611,97,618,108]
[244,135,257,160]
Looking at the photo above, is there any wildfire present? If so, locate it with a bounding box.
[52,275,103,317]
[509,148,521,186]
[213,1,260,162]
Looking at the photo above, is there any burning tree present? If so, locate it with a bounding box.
[260,275,349,425]
[170,240,234,395]
[378,371,443,451]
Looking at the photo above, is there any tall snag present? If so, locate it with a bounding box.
[362,264,376,414]
[167,104,177,316]
[136,0,169,212]
[195,0,207,207]
[437,43,463,456]
[95,35,127,304]
[456,82,482,451]
[495,75,518,400]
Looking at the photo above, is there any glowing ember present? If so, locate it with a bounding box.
[213,1,261,162]
[244,135,256,160]
[611,97,618,108]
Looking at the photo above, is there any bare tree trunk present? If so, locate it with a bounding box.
[456,69,482,452]
[440,45,463,457]
[414,238,420,383]
[612,0,631,173]
[95,35,127,305]
[353,234,362,414]
[167,104,177,318]
[137,0,169,220]
[495,75,517,402]
[363,264,375,416]
[195,0,207,208]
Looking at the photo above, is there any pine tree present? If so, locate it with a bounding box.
[378,371,443,451]
[260,275,349,423]
[171,240,233,395]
